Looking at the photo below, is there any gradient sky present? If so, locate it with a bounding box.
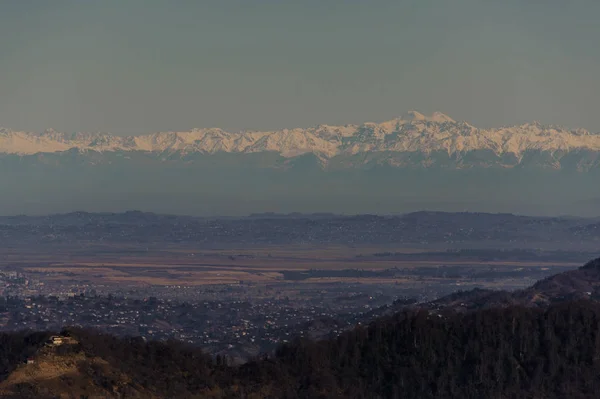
[1,0,599,135]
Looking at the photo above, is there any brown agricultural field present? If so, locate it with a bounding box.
[0,245,581,287]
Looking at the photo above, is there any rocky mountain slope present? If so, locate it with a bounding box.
[2,111,600,170]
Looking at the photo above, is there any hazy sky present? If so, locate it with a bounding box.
[1,0,599,135]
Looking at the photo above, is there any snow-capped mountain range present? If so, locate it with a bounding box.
[2,111,600,160]
[2,111,600,217]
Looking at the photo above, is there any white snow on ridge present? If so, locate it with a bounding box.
[1,112,600,157]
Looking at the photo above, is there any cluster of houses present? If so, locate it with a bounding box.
[26,335,66,364]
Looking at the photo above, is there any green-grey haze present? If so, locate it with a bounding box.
[1,0,599,134]
[1,150,600,216]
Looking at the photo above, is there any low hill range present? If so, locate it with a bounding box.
[1,210,600,252]
[401,257,600,313]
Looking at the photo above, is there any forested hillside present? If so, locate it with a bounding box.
[3,300,600,398]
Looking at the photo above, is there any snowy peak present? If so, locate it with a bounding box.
[1,112,600,160]
[398,111,454,123]
[401,110,427,121]
[430,112,455,123]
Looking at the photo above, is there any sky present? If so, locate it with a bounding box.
[1,0,600,135]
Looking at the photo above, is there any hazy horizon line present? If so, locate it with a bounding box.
[0,209,592,219]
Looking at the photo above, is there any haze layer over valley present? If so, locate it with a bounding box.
[2,112,600,216]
